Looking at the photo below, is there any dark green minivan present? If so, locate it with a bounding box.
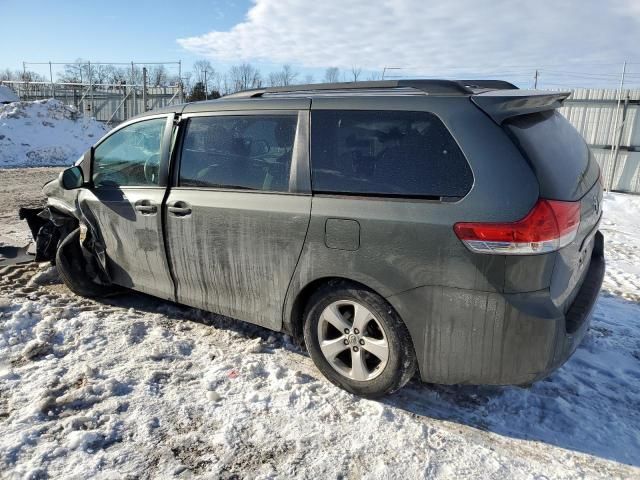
[26,80,605,397]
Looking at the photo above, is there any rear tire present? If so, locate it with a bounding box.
[303,280,416,398]
[56,228,113,298]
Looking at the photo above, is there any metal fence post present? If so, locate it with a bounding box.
[130,62,136,118]
[89,61,95,117]
[609,93,630,191]
[49,61,55,99]
[142,67,148,112]
[607,61,627,191]
[123,83,128,121]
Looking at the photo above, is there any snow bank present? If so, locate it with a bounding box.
[0,99,108,168]
[0,194,638,478]
[0,85,19,103]
[600,192,640,300]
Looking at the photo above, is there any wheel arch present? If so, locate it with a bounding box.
[284,277,371,343]
[284,275,405,345]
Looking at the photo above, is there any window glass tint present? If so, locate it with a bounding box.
[505,111,599,201]
[311,110,472,197]
[179,115,297,192]
[93,118,165,188]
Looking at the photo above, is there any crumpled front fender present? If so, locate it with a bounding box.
[19,176,111,285]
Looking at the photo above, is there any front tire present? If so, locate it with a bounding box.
[56,228,113,298]
[303,281,416,398]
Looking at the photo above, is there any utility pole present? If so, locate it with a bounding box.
[178,60,183,103]
[534,69,539,89]
[607,61,627,191]
[204,69,208,100]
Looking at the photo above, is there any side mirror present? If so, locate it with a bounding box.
[61,166,84,190]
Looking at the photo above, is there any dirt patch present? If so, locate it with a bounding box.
[0,167,62,246]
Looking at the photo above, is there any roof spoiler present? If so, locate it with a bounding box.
[458,80,518,90]
[471,90,571,124]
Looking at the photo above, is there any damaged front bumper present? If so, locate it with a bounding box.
[19,206,71,262]
[18,200,112,289]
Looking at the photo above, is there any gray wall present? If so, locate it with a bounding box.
[560,88,640,194]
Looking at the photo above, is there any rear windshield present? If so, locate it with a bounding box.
[505,111,599,201]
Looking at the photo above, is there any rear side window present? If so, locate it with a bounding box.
[505,111,600,201]
[310,110,472,198]
[179,115,297,192]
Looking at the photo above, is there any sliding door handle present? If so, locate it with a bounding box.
[167,201,192,217]
[134,201,157,215]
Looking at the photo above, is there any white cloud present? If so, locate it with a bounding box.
[177,0,638,75]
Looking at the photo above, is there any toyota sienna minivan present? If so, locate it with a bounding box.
[23,79,605,397]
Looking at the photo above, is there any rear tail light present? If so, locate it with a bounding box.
[453,199,581,255]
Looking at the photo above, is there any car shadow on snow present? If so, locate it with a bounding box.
[383,292,640,467]
[94,288,639,467]
[95,289,304,352]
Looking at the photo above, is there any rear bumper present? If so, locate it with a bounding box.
[546,230,605,374]
[387,231,605,385]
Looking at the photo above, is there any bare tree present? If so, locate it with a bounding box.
[149,65,168,87]
[104,65,128,85]
[220,73,232,96]
[323,67,340,83]
[303,74,314,84]
[268,64,298,87]
[19,70,44,82]
[350,66,362,82]
[228,63,262,92]
[0,68,16,81]
[192,60,222,95]
[58,58,86,83]
[89,64,111,85]
[180,71,193,92]
[192,60,211,83]
[366,71,382,81]
[129,65,143,86]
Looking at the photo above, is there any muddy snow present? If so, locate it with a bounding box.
[0,99,108,168]
[0,173,639,478]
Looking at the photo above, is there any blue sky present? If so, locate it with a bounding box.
[1,0,253,76]
[2,0,639,88]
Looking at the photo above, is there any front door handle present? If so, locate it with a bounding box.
[167,201,192,217]
[134,200,157,215]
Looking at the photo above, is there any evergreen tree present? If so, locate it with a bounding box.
[188,81,206,101]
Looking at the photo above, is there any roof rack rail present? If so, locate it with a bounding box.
[223,79,519,99]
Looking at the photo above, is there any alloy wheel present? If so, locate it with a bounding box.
[317,300,389,381]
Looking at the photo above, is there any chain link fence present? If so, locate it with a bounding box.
[1,80,183,126]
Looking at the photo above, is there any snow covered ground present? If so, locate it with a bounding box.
[0,193,638,479]
[0,99,108,168]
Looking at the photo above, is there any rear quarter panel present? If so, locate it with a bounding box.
[283,96,541,336]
